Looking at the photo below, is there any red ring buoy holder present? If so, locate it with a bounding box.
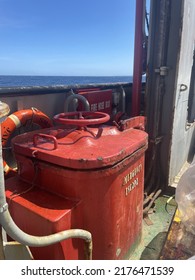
[1,107,52,175]
[53,111,110,127]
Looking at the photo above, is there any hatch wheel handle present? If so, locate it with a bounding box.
[53,111,110,127]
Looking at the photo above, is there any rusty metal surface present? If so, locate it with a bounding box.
[160,210,195,260]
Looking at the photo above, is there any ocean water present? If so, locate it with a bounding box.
[0,75,133,88]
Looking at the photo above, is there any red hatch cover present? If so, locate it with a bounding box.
[12,123,148,170]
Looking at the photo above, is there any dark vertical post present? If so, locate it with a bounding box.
[131,0,144,116]
[0,228,5,259]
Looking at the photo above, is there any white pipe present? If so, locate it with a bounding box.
[0,102,92,259]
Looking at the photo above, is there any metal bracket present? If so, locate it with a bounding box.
[114,116,146,131]
[155,66,169,76]
[0,203,8,213]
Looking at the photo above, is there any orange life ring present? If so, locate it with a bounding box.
[1,107,52,175]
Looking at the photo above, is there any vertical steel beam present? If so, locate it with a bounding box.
[131,0,145,116]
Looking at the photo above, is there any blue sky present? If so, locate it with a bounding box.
[0,0,137,76]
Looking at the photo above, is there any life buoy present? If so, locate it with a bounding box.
[1,107,52,175]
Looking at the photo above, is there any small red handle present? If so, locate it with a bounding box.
[33,133,58,150]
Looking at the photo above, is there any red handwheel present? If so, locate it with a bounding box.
[53,111,110,127]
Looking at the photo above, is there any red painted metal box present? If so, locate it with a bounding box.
[6,178,83,259]
[6,116,148,260]
[77,89,112,114]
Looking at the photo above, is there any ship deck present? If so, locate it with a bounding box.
[129,195,195,260]
[129,195,176,260]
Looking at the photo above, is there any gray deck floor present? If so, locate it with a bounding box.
[129,195,177,260]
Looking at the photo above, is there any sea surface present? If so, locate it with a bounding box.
[0,75,133,88]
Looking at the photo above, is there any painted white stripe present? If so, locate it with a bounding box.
[8,114,21,128]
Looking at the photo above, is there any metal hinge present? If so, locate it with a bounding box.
[155,66,169,76]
